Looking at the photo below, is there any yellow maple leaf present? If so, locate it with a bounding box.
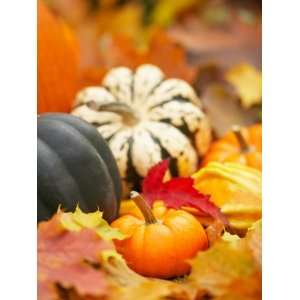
[186,220,262,300]
[225,63,262,109]
[60,206,126,241]
[101,248,190,300]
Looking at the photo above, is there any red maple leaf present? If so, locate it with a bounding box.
[38,214,112,300]
[142,159,228,224]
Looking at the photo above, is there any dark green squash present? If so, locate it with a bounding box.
[37,113,122,223]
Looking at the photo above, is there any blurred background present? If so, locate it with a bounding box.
[39,0,261,136]
[44,0,261,68]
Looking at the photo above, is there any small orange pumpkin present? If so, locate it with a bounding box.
[38,0,79,113]
[111,192,208,279]
[202,124,262,170]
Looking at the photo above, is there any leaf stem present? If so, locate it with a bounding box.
[130,191,157,225]
[232,125,250,153]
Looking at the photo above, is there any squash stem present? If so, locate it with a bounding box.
[87,101,140,126]
[232,125,250,153]
[130,191,157,225]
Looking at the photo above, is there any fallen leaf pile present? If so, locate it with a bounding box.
[38,208,191,300]
[186,220,262,300]
[38,208,261,300]
[38,213,112,299]
[38,2,262,299]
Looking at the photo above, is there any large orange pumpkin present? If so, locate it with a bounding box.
[202,124,262,170]
[111,192,208,279]
[38,0,79,113]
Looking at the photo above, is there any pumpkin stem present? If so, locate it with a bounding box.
[130,191,157,224]
[87,101,140,126]
[232,125,251,153]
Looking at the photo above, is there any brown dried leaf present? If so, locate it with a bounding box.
[186,220,262,300]
[193,63,261,138]
[168,3,261,68]
[205,219,225,247]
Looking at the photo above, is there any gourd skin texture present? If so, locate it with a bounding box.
[203,124,262,170]
[72,64,211,194]
[193,162,261,232]
[111,202,208,278]
[37,113,121,223]
[38,0,79,113]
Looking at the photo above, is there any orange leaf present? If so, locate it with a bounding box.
[80,30,196,88]
[146,30,195,82]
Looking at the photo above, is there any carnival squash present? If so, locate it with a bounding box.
[202,124,262,170]
[38,0,79,113]
[37,113,121,223]
[72,64,212,194]
[111,192,208,278]
[193,162,261,234]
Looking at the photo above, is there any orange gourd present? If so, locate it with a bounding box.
[111,192,208,279]
[202,124,262,170]
[38,0,79,113]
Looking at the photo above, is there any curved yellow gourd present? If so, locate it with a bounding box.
[192,162,261,232]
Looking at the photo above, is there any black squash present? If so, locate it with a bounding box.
[37,113,122,223]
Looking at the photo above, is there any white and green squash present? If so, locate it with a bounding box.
[72,64,211,195]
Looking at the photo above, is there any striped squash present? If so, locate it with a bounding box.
[72,64,211,195]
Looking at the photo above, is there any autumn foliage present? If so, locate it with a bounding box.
[37,1,262,299]
[79,30,196,89]
[38,213,112,299]
[142,159,227,223]
[38,209,261,300]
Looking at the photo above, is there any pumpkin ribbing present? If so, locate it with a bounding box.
[72,64,212,194]
[37,113,121,223]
